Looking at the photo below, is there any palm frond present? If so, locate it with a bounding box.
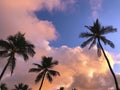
[27,47,35,57]
[85,26,94,33]
[35,71,45,84]
[46,73,53,83]
[22,53,29,61]
[81,37,94,48]
[29,68,41,73]
[94,19,101,33]
[25,41,35,48]
[100,36,115,48]
[100,36,107,45]
[48,70,60,76]
[0,40,10,49]
[0,50,8,57]
[24,84,32,90]
[14,85,18,89]
[89,39,96,49]
[0,83,8,90]
[7,35,16,45]
[100,26,117,35]
[25,41,35,57]
[50,60,58,68]
[33,63,43,68]
[79,32,93,38]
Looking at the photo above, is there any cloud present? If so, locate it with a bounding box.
[0,0,76,41]
[2,45,119,90]
[0,0,120,90]
[0,0,58,42]
[89,0,102,19]
[48,46,116,90]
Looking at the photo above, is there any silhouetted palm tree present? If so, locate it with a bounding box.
[0,32,35,81]
[12,83,32,90]
[29,56,60,90]
[59,87,64,90]
[79,19,119,90]
[0,83,8,90]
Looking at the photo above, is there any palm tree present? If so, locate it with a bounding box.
[59,87,64,90]
[12,83,32,90]
[0,32,35,81]
[79,19,119,90]
[29,56,60,90]
[0,83,8,90]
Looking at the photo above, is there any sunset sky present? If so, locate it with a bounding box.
[0,0,120,90]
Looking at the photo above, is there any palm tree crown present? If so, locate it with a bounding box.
[59,87,64,90]
[80,19,117,56]
[0,32,35,80]
[29,56,60,90]
[0,83,8,90]
[12,83,32,90]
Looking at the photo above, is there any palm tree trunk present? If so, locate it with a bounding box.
[0,59,11,81]
[98,40,119,90]
[39,71,46,90]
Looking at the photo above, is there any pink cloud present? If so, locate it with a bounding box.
[0,1,57,42]
[0,0,76,41]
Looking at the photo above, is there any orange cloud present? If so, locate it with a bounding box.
[47,46,115,89]
[1,45,119,90]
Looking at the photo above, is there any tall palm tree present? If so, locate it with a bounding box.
[12,83,32,90]
[79,19,119,90]
[0,32,35,81]
[0,83,8,90]
[29,56,60,90]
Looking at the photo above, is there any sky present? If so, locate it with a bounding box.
[0,0,120,90]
